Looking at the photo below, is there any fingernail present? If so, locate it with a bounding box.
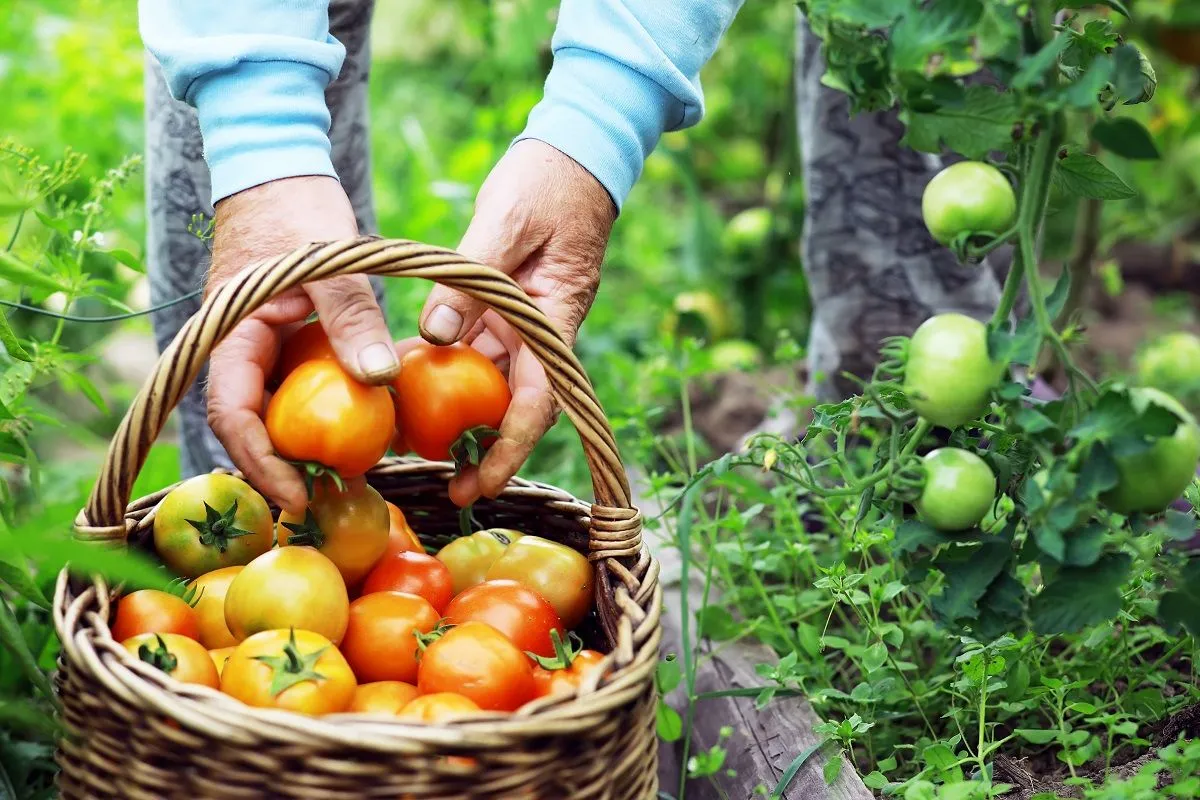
[358,342,399,379]
[424,305,464,344]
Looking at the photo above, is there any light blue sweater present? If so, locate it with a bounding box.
[138,0,743,210]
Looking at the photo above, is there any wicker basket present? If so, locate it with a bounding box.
[52,237,662,799]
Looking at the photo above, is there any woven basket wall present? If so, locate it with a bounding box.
[52,238,662,799]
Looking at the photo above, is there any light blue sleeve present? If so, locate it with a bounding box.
[516,0,744,211]
[138,0,345,205]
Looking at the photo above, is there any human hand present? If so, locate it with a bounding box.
[205,176,398,513]
[418,140,616,506]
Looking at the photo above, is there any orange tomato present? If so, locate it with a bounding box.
[277,476,390,587]
[385,502,424,556]
[276,320,337,384]
[110,590,200,643]
[123,633,219,689]
[265,359,395,478]
[188,566,243,649]
[221,629,356,715]
[340,591,439,684]
[532,650,607,698]
[485,536,593,628]
[444,580,564,658]
[347,681,420,716]
[417,622,535,711]
[209,646,236,676]
[397,692,482,723]
[361,551,454,613]
[223,547,349,644]
[436,529,523,595]
[392,343,511,461]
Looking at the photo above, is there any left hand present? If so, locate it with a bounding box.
[417,139,616,506]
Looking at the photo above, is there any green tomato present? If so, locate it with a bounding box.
[723,207,772,254]
[903,313,1002,428]
[1136,332,1200,408]
[921,161,1017,246]
[707,339,764,372]
[916,448,998,532]
[662,290,734,342]
[1101,387,1200,515]
[153,474,274,579]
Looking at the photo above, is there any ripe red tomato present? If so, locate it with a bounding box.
[340,591,439,684]
[485,536,593,629]
[277,476,390,587]
[397,692,482,723]
[265,359,395,478]
[443,580,564,658]
[392,343,511,461]
[361,551,454,613]
[276,320,337,384]
[110,590,200,643]
[384,502,424,556]
[123,633,220,689]
[532,649,607,698]
[416,622,536,711]
[436,529,523,595]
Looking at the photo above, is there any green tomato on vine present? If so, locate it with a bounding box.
[903,313,1003,429]
[915,448,997,532]
[921,161,1017,247]
[1101,388,1200,515]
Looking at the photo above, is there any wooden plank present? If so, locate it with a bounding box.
[634,472,874,800]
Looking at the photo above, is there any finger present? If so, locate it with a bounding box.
[208,318,308,512]
[475,347,558,500]
[304,275,398,384]
[392,335,426,363]
[470,328,510,375]
[448,466,481,508]
[419,206,543,345]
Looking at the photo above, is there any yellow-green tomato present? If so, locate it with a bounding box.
[921,161,1017,246]
[1136,332,1200,408]
[435,529,524,596]
[152,474,274,579]
[916,448,997,531]
[903,313,1002,428]
[1101,388,1200,515]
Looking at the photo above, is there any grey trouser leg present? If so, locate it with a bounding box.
[796,18,1008,402]
[144,0,378,478]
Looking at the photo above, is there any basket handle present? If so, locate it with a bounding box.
[77,237,635,539]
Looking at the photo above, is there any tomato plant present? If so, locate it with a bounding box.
[348,681,420,716]
[188,566,243,649]
[152,474,273,579]
[361,550,455,613]
[397,692,482,723]
[436,528,524,594]
[443,579,564,658]
[915,448,997,532]
[339,591,439,684]
[391,343,510,462]
[278,476,390,586]
[416,621,536,711]
[223,547,349,644]
[110,590,200,643]
[265,359,395,479]
[921,161,1017,246]
[221,629,356,715]
[123,633,219,689]
[485,536,593,629]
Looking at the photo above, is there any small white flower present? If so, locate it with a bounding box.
[89,232,106,247]
[71,230,83,244]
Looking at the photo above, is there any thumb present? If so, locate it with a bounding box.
[420,207,542,345]
[304,275,399,384]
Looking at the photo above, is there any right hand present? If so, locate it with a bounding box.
[205,176,398,513]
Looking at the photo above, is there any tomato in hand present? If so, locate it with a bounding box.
[209,646,236,677]
[904,313,1002,429]
[265,359,395,478]
[384,502,424,556]
[921,161,1016,246]
[416,622,535,712]
[444,580,564,658]
[123,633,219,689]
[275,320,337,385]
[223,547,349,644]
[153,474,273,579]
[347,681,420,716]
[188,566,243,649]
[221,629,356,715]
[340,591,439,684]
[361,551,454,613]
[485,536,593,628]
[1102,388,1200,515]
[397,692,482,723]
[392,343,510,461]
[436,529,524,595]
[278,476,390,587]
[915,448,997,531]
[110,589,200,643]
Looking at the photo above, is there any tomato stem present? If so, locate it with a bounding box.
[137,634,178,674]
[526,629,583,671]
[183,500,253,553]
[282,509,325,549]
[252,628,328,697]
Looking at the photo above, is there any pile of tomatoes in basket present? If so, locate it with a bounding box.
[108,321,602,720]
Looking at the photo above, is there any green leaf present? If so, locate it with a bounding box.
[806,0,907,28]
[932,540,1012,625]
[1015,407,1055,434]
[0,698,60,740]
[1110,44,1156,105]
[656,656,682,694]
[1030,553,1132,634]
[1091,118,1160,160]
[823,753,844,785]
[1063,524,1106,568]
[1161,510,1196,543]
[972,572,1027,641]
[0,596,57,708]
[1014,728,1059,745]
[893,519,953,556]
[0,559,49,610]
[1053,151,1136,199]
[656,699,683,742]
[105,249,144,273]
[1158,559,1200,637]
[902,86,1021,160]
[1012,35,1071,91]
[696,606,741,642]
[0,312,31,363]
[1076,448,1119,498]
[1062,56,1115,109]
[0,251,67,294]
